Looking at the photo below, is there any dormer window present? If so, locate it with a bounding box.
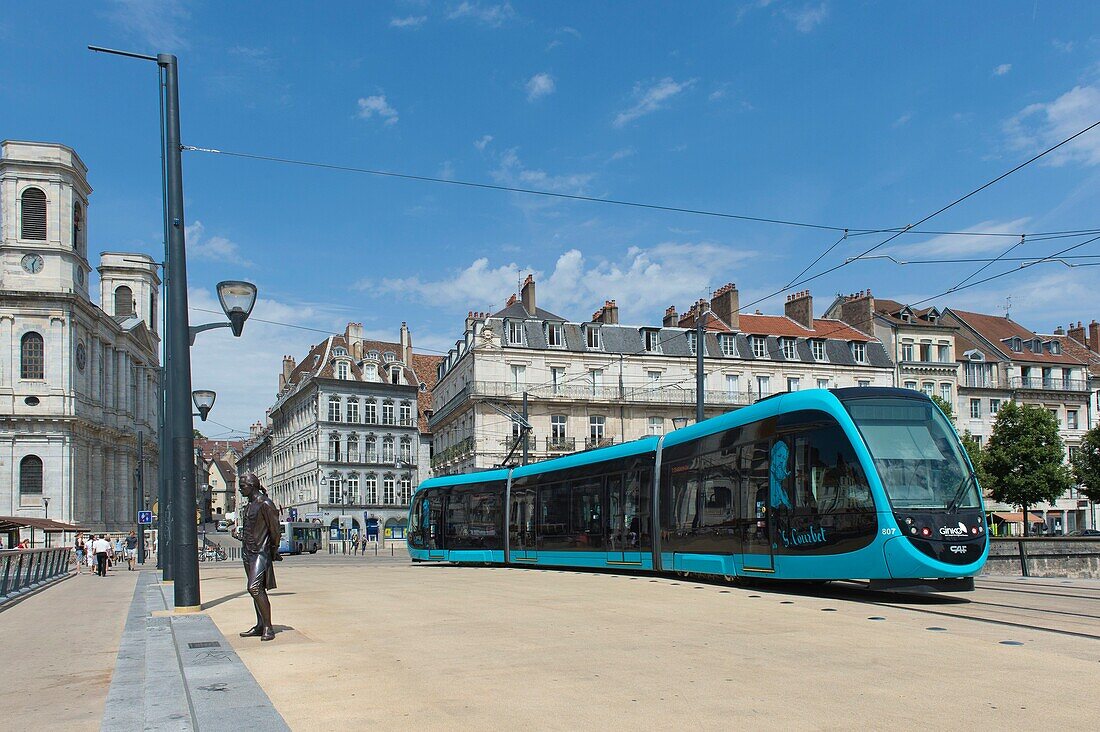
[1009,337,1023,353]
[850,341,867,363]
[337,361,349,380]
[585,325,601,350]
[507,320,525,346]
[781,338,797,360]
[383,351,396,362]
[1049,341,1061,355]
[719,333,735,357]
[1031,338,1043,353]
[810,339,826,361]
[926,308,940,324]
[687,331,697,355]
[367,349,380,361]
[750,336,767,358]
[899,306,913,323]
[546,322,564,348]
[333,347,348,357]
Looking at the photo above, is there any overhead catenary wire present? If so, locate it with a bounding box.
[181,145,1098,240]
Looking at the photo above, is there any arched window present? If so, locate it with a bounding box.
[72,201,84,255]
[114,285,134,316]
[346,473,360,503]
[20,187,47,240]
[329,434,341,462]
[20,332,44,380]
[347,434,359,462]
[20,455,43,501]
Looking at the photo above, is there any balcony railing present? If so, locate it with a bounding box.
[1010,377,1089,392]
[431,436,475,469]
[585,436,619,450]
[462,381,753,407]
[963,376,1002,389]
[545,437,576,452]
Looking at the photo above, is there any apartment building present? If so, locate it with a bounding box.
[429,277,891,474]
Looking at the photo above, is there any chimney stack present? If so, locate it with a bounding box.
[400,321,412,365]
[784,290,814,329]
[592,300,619,324]
[520,274,536,314]
[280,355,296,392]
[1089,320,1100,354]
[1068,320,1085,344]
[345,322,364,359]
[663,306,678,328]
[711,283,740,331]
[837,289,875,336]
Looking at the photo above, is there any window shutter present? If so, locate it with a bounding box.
[21,188,48,240]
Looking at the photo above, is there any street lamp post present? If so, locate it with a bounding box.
[43,497,50,547]
[89,46,257,612]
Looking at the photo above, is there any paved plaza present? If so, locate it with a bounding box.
[3,555,1099,730]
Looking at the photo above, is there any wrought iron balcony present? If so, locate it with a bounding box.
[545,437,576,452]
[1010,377,1088,392]
[585,436,619,450]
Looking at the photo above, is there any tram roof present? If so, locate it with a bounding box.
[417,468,511,492]
[511,435,662,479]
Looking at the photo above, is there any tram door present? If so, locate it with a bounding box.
[607,474,644,564]
[509,487,537,562]
[426,491,446,560]
[741,441,775,572]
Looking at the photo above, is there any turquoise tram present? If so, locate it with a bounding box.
[408,388,989,591]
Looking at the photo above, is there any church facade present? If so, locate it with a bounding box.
[0,140,160,532]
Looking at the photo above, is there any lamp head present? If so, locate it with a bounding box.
[216,280,258,337]
[192,389,216,421]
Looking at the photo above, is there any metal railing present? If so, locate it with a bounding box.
[585,436,619,449]
[545,437,576,452]
[461,381,753,407]
[0,547,73,606]
[431,435,476,469]
[963,376,1001,388]
[1010,377,1088,392]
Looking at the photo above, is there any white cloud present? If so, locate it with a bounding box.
[187,287,365,434]
[609,147,635,161]
[491,147,594,195]
[106,0,189,49]
[892,112,913,128]
[474,134,494,151]
[993,63,1012,76]
[360,243,756,324]
[784,3,828,33]
[447,1,515,26]
[390,15,427,28]
[439,160,456,180]
[185,221,253,267]
[1052,39,1075,53]
[1004,83,1100,166]
[708,83,730,102]
[928,268,1100,327]
[613,77,696,128]
[526,72,555,101]
[886,218,1033,258]
[357,94,399,126]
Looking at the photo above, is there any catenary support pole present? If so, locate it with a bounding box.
[696,316,705,423]
[522,392,529,466]
[137,434,146,565]
[160,53,200,611]
[158,63,173,580]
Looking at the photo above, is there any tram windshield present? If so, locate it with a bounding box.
[842,397,980,511]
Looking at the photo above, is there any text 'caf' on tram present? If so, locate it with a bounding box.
[408,388,989,591]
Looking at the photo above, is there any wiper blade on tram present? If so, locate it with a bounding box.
[945,473,977,514]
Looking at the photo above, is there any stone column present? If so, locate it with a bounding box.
[0,314,14,389]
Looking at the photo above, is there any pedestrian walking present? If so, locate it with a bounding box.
[74,533,86,574]
[125,531,138,570]
[87,536,97,571]
[92,535,111,576]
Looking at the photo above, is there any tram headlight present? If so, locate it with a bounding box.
[905,517,913,525]
[920,527,931,537]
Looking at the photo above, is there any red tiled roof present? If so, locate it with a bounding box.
[872,298,947,328]
[410,352,444,433]
[949,309,1085,365]
[737,314,875,342]
[1044,333,1100,376]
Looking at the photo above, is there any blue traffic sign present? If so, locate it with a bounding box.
[138,510,153,525]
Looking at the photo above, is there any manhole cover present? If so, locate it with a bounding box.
[188,641,221,649]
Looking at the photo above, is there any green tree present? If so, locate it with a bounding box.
[960,431,990,489]
[931,394,954,423]
[193,428,206,440]
[1071,426,1100,503]
[984,401,1072,535]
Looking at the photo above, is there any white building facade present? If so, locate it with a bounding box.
[240,323,440,540]
[0,140,160,532]
[431,278,892,475]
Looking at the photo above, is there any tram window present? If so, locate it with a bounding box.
[408,496,425,548]
[446,487,503,550]
[664,455,739,553]
[792,424,873,514]
[538,482,571,550]
[571,478,603,549]
[630,469,652,550]
[444,491,469,548]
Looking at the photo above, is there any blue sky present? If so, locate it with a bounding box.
[3,1,1099,436]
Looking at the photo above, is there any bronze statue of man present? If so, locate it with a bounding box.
[233,473,282,641]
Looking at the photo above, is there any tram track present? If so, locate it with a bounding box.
[861,598,1100,641]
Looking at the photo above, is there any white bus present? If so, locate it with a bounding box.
[279,522,322,555]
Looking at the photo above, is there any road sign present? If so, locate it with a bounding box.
[288,508,298,521]
[305,512,322,519]
[138,510,153,525]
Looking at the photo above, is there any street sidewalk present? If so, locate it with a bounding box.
[0,562,138,728]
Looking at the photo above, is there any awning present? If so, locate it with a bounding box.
[989,511,1046,523]
[0,516,87,533]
